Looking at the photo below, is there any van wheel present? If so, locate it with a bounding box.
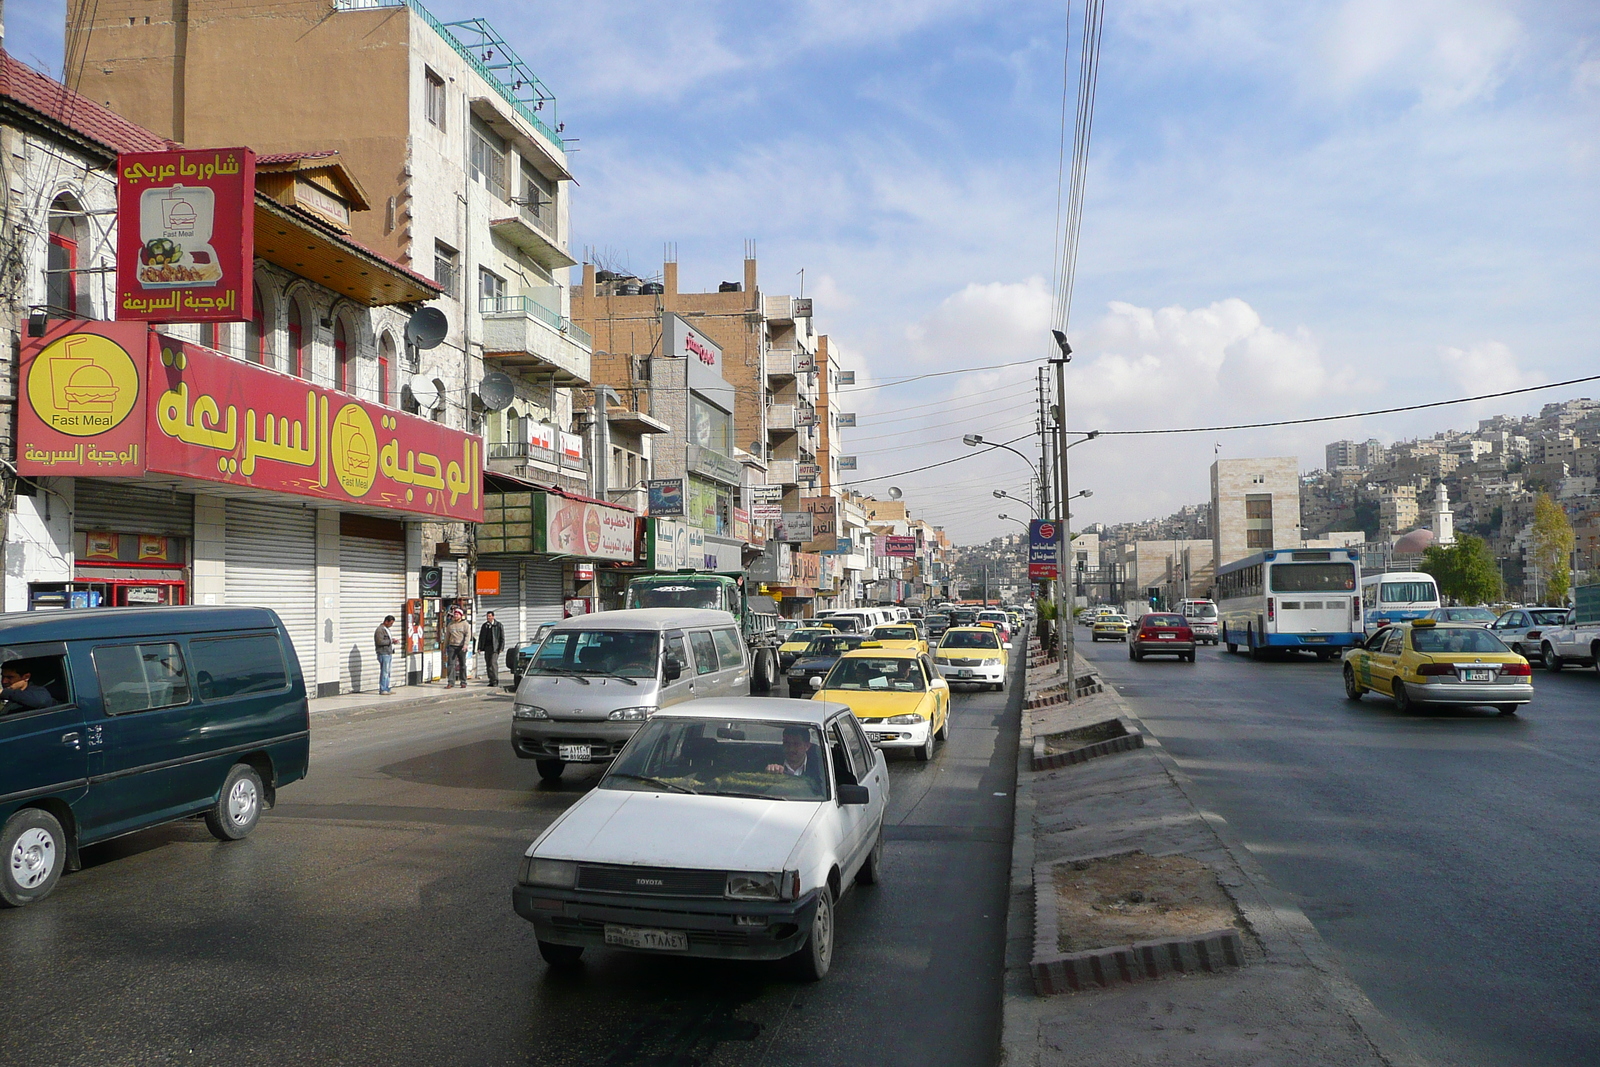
[536,759,565,782]
[538,940,584,968]
[205,764,264,841]
[1,808,66,907]
[788,884,834,981]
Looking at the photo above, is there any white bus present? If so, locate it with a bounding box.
[1359,571,1440,634]
[1215,548,1363,660]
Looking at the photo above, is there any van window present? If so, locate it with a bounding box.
[689,631,718,675]
[711,628,744,669]
[94,642,192,715]
[191,634,289,699]
[665,630,688,673]
[0,654,71,713]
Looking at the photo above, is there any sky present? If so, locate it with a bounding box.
[10,1,1600,544]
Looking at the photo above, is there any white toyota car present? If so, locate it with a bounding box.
[513,698,889,981]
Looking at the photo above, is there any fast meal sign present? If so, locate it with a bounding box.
[18,321,483,522]
[116,148,255,322]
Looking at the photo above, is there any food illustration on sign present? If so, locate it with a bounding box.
[136,185,223,287]
[27,333,140,435]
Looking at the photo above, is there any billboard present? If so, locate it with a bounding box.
[1028,520,1062,580]
[648,478,685,516]
[117,148,255,322]
[883,535,917,557]
[543,494,635,561]
[776,511,813,543]
[836,412,856,427]
[801,495,838,553]
[748,483,783,520]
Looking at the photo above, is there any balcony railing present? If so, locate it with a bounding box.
[480,294,592,349]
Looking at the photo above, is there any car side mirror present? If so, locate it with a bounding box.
[837,783,869,806]
[809,675,824,690]
[663,660,683,683]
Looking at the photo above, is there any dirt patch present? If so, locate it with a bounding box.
[1052,852,1244,952]
[1042,719,1127,754]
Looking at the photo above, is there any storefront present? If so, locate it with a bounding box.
[65,480,194,608]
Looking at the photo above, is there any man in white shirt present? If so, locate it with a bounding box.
[767,726,815,776]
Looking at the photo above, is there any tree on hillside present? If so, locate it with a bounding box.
[1529,493,1575,605]
[1420,534,1502,605]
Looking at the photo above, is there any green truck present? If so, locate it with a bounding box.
[623,572,783,692]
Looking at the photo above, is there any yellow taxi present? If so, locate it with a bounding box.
[933,625,1009,691]
[1342,619,1534,715]
[869,624,928,655]
[778,626,839,671]
[812,645,950,761]
[1091,614,1131,642]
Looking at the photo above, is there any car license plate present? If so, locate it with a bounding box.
[1158,634,1175,640]
[604,924,688,951]
[558,744,592,762]
[1303,636,1327,643]
[956,669,973,678]
[1463,669,1492,682]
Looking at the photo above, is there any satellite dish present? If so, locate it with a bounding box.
[888,486,903,500]
[477,372,514,411]
[404,307,448,351]
[407,373,442,411]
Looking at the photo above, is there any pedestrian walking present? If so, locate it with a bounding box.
[478,611,506,688]
[374,614,396,694]
[443,607,470,688]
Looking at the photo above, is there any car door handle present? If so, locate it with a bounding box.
[61,732,80,748]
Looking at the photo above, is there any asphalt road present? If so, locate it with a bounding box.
[1080,631,1600,1067]
[0,661,1021,1067]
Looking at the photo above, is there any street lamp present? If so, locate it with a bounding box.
[994,489,1037,515]
[963,434,1042,513]
[998,513,1029,528]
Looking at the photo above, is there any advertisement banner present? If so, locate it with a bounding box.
[836,455,857,470]
[801,496,838,554]
[117,148,255,323]
[732,507,751,543]
[777,511,813,543]
[543,494,635,561]
[794,552,821,586]
[797,463,819,482]
[836,412,856,428]
[19,323,483,521]
[1028,520,1062,580]
[883,535,917,558]
[748,483,783,521]
[648,478,684,516]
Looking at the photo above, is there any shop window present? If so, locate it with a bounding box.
[335,318,352,393]
[191,634,288,700]
[47,195,85,315]
[93,642,192,715]
[288,297,309,377]
[425,67,447,130]
[247,283,268,364]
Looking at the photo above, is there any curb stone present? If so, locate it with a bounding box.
[1030,725,1143,771]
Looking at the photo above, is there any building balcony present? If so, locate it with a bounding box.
[489,207,576,271]
[765,295,794,324]
[768,404,796,432]
[767,347,796,379]
[481,294,591,386]
[769,459,798,485]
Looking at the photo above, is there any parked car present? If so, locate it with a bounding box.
[1488,607,1570,666]
[786,633,869,698]
[1423,607,1499,627]
[511,609,750,782]
[868,624,928,655]
[1341,620,1533,714]
[0,606,310,907]
[512,697,887,980]
[812,647,950,761]
[1091,614,1131,642]
[933,626,1008,690]
[1129,613,1197,662]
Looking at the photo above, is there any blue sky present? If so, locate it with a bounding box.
[12,1,1600,541]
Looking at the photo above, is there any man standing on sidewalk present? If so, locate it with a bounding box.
[374,614,396,695]
[443,607,470,689]
[478,611,506,688]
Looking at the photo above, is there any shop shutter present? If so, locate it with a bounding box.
[339,534,407,693]
[225,500,318,686]
[477,559,523,647]
[525,561,564,629]
[74,480,194,535]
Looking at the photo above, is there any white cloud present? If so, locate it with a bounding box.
[1436,340,1539,395]
[1319,0,1524,110]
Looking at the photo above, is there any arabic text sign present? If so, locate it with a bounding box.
[777,511,813,543]
[117,148,254,323]
[1028,520,1061,579]
[883,535,917,558]
[544,494,636,561]
[801,495,838,553]
[748,483,783,521]
[18,321,150,476]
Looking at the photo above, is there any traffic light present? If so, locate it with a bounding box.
[1147,587,1160,607]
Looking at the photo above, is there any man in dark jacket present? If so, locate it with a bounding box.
[478,611,506,688]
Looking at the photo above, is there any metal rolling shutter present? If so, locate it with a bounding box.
[525,561,564,629]
[74,480,194,535]
[339,534,407,693]
[225,500,318,686]
[477,559,523,647]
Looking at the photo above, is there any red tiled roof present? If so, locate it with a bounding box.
[0,50,170,154]
[256,150,341,165]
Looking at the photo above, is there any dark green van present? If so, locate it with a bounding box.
[0,606,310,907]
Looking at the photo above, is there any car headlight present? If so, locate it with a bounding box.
[886,713,925,724]
[935,656,952,665]
[726,871,781,900]
[787,667,807,676]
[606,706,656,721]
[513,703,549,720]
[524,857,577,888]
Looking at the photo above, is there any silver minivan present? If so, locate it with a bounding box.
[509,608,749,782]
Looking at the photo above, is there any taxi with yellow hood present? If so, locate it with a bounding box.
[933,625,1009,690]
[778,624,839,671]
[811,645,950,761]
[1341,618,1534,715]
[868,624,928,655]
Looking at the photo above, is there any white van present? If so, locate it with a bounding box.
[1179,598,1220,645]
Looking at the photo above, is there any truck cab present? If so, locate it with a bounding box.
[624,573,781,692]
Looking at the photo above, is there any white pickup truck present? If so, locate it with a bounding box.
[1541,582,1600,673]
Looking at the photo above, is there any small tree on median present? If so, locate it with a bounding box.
[1529,493,1575,606]
[1420,533,1502,605]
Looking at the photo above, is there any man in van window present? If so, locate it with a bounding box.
[478,611,505,688]
[1,663,56,712]
[375,615,396,695]
[443,607,471,689]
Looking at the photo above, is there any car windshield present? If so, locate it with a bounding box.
[627,582,725,611]
[1442,607,1497,623]
[806,635,861,656]
[1380,581,1436,604]
[601,719,828,801]
[533,630,659,677]
[1411,628,1510,654]
[977,613,1007,623]
[788,629,832,644]
[1528,609,1568,626]
[1270,563,1357,593]
[824,656,925,692]
[941,630,1000,650]
[873,627,919,641]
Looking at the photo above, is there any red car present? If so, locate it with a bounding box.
[1130,613,1197,662]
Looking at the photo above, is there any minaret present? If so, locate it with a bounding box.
[1431,482,1454,545]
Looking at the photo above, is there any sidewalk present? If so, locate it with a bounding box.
[308,677,510,719]
[1002,638,1426,1066]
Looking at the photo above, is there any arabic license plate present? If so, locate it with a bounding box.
[1158,634,1176,640]
[604,925,688,951]
[558,745,592,762]
[1463,669,1493,682]
[1303,636,1327,643]
[956,669,973,678]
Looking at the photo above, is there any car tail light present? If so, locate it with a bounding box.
[1525,630,1541,640]
[1267,598,1275,622]
[1501,662,1532,676]
[1417,663,1455,676]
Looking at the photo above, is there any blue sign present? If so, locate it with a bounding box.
[1028,520,1061,579]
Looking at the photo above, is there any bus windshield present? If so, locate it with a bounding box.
[1270,563,1356,593]
[1379,581,1436,604]
[628,582,725,611]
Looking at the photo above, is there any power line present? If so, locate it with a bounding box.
[1095,373,1600,436]
[840,432,1035,487]
[837,358,1041,393]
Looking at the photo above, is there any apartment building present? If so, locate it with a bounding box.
[1210,457,1300,568]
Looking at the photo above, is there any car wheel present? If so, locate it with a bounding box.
[1344,665,1365,701]
[1,808,66,908]
[536,759,565,782]
[996,676,1008,692]
[789,884,834,981]
[1496,705,1519,716]
[936,710,950,741]
[856,828,885,886]
[204,763,264,842]
[1543,643,1562,672]
[1392,679,1413,712]
[538,940,584,968]
[915,731,934,762]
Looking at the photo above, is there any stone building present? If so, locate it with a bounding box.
[1209,457,1300,569]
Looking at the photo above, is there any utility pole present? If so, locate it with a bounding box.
[1054,350,1075,698]
[1036,368,1053,621]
